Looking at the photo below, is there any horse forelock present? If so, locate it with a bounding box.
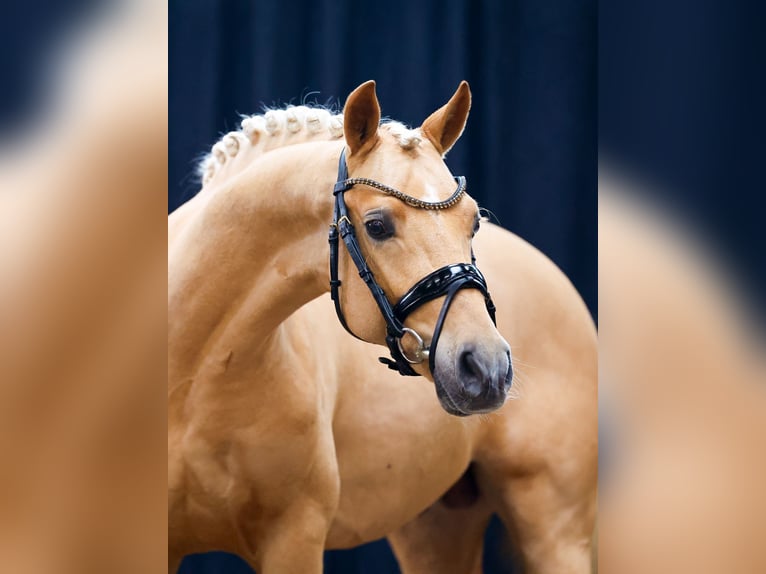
[380,121,422,150]
[196,104,423,188]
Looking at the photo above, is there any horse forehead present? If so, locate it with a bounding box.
[400,193,477,239]
[390,160,463,202]
[422,182,446,202]
[369,137,467,203]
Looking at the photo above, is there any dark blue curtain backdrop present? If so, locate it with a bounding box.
[170,0,596,572]
[0,0,101,138]
[169,0,597,315]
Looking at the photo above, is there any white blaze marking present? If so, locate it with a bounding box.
[423,183,442,202]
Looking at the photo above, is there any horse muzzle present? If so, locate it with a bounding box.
[434,346,513,416]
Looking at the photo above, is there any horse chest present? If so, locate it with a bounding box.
[326,375,477,547]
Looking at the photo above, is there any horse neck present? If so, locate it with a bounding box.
[169,140,343,369]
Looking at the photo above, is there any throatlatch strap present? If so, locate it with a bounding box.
[328,154,357,339]
[328,223,359,340]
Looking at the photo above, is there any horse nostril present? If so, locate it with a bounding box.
[505,353,514,389]
[458,349,489,399]
[459,350,480,379]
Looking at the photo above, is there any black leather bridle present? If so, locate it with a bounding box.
[329,149,497,377]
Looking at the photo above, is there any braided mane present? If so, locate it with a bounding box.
[197,105,423,189]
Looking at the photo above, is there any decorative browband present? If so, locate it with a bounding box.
[335,176,467,210]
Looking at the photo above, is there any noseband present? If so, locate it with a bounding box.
[328,148,497,377]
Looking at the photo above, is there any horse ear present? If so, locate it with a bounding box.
[421,81,471,155]
[343,80,381,155]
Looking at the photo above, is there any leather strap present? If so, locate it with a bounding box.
[393,263,493,322]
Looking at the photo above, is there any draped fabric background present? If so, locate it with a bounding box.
[170,0,596,572]
[169,0,597,314]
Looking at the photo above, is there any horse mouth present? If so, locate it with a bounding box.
[433,351,512,417]
[434,376,492,417]
[437,387,471,417]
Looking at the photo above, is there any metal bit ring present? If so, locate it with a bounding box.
[397,327,430,364]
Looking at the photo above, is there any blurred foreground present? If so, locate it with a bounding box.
[598,171,766,573]
[0,1,167,572]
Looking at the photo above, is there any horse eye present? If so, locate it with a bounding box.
[364,219,391,240]
[472,217,481,236]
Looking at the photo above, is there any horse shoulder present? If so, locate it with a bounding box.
[473,222,597,478]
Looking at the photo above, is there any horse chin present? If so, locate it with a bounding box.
[434,382,472,417]
[434,384,507,416]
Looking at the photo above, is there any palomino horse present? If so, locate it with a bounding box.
[168,81,597,573]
